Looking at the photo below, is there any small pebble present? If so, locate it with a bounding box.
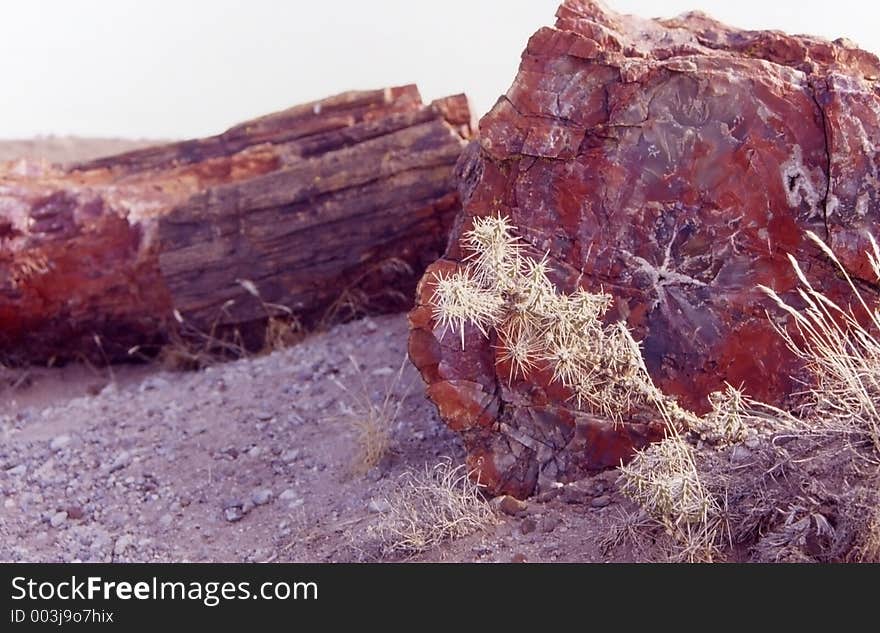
[113,535,134,556]
[496,495,528,516]
[540,516,563,533]
[278,489,298,502]
[591,495,612,508]
[224,507,244,523]
[251,489,273,506]
[108,451,132,473]
[50,435,72,451]
[537,487,562,503]
[66,506,85,520]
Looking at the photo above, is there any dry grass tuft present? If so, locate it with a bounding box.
[599,508,677,562]
[0,363,32,392]
[854,505,880,562]
[372,459,496,555]
[158,279,302,369]
[759,230,880,452]
[237,278,304,352]
[322,257,413,327]
[333,356,410,476]
[158,305,249,370]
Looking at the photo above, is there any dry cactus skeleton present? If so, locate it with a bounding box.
[432,218,880,562]
[430,215,667,422]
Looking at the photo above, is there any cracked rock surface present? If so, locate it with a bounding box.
[409,0,880,497]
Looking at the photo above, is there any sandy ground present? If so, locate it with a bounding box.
[0,315,637,563]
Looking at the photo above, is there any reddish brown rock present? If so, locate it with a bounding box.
[0,85,471,363]
[409,0,880,497]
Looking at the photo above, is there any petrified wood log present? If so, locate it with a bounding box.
[0,85,471,363]
[409,0,880,496]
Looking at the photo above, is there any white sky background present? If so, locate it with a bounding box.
[0,0,876,139]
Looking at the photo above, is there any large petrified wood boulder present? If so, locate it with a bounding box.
[409,0,880,497]
[0,85,471,363]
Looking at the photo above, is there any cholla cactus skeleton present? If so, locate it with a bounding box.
[618,431,723,562]
[697,383,749,445]
[431,216,736,560]
[430,215,660,420]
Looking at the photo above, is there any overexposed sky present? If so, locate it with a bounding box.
[0,0,876,139]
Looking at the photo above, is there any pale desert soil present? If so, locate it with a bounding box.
[0,315,633,563]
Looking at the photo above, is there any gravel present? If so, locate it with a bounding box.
[0,313,626,563]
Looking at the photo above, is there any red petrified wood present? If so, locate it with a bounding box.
[409,0,880,497]
[0,86,471,363]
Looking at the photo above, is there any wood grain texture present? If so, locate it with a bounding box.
[0,85,471,362]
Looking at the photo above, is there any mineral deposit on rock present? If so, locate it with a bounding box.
[410,0,880,496]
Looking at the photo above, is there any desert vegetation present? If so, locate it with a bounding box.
[432,215,880,562]
[431,215,693,423]
[369,459,497,556]
[332,356,410,476]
